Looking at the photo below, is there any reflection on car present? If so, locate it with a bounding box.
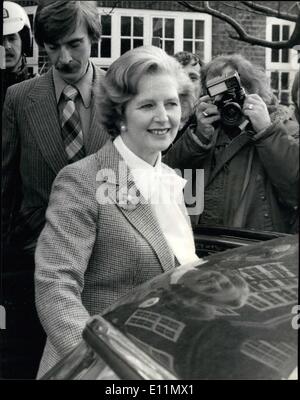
[41,231,298,380]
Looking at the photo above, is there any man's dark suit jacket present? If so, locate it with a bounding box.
[2,64,108,249]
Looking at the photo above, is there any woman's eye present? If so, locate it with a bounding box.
[140,104,153,109]
[167,102,179,107]
[70,41,81,48]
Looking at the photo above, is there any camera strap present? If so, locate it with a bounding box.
[206,130,253,188]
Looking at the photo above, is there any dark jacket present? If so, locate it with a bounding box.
[2,58,37,107]
[164,118,299,234]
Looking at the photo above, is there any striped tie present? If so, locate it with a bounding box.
[61,85,85,163]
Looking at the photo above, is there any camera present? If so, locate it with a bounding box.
[206,71,246,127]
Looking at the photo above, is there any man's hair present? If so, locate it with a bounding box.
[201,53,273,104]
[174,51,204,68]
[34,1,101,47]
[97,45,195,137]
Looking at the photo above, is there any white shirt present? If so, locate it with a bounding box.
[113,136,199,265]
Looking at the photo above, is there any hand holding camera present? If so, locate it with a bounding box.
[205,71,271,134]
[194,95,220,144]
[243,94,271,133]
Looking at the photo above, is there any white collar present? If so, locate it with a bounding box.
[113,135,161,172]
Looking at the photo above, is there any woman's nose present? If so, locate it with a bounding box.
[154,105,168,122]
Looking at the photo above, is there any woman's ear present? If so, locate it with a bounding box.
[120,123,127,133]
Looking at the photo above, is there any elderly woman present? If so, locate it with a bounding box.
[34,45,200,376]
[165,53,299,233]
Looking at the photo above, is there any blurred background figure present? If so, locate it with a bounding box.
[2,1,35,105]
[174,51,204,100]
[172,51,205,144]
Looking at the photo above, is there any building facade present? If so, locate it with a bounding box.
[15,1,300,105]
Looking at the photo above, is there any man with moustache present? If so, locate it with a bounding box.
[2,1,36,106]
[1,1,108,378]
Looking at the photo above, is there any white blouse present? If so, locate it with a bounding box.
[113,136,199,265]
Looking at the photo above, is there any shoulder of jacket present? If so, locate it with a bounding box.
[6,74,40,98]
[56,154,99,186]
[91,62,106,77]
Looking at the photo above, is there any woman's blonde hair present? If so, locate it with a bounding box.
[97,45,195,137]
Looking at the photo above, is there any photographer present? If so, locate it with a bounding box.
[164,54,299,233]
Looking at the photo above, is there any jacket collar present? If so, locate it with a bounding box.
[95,139,175,273]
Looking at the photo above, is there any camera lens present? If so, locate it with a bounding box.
[221,102,243,127]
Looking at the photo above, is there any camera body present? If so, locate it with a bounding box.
[206,71,246,127]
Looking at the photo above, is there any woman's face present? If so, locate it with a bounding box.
[122,72,181,165]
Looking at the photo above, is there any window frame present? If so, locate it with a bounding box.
[91,7,212,68]
[265,17,299,105]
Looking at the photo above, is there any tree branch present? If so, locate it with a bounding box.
[177,1,300,49]
[241,1,298,22]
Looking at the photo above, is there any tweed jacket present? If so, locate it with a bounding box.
[2,64,108,249]
[35,139,178,377]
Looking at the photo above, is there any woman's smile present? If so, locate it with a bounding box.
[147,128,171,136]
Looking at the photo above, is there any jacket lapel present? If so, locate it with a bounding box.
[26,68,68,175]
[96,141,175,273]
[85,64,109,155]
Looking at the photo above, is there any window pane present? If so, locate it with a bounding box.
[184,20,193,39]
[272,25,280,41]
[133,39,143,48]
[91,41,98,57]
[134,17,143,37]
[280,92,289,105]
[195,41,204,60]
[121,39,131,55]
[282,25,290,40]
[195,20,204,39]
[121,16,131,36]
[101,15,111,36]
[165,19,174,38]
[153,18,162,37]
[271,49,279,62]
[100,38,111,58]
[282,48,289,63]
[183,41,193,53]
[164,40,174,55]
[152,37,162,47]
[281,72,289,90]
[271,71,279,90]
